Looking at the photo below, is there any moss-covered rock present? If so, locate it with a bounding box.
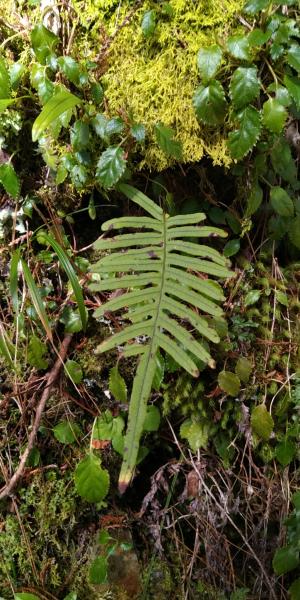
[74,0,243,170]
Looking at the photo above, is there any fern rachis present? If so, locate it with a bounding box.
[91,184,231,492]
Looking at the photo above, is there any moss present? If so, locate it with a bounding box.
[73,0,243,170]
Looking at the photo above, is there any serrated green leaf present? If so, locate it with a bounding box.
[288,216,300,249]
[244,0,270,15]
[53,420,81,444]
[143,405,160,432]
[272,546,299,576]
[74,454,109,503]
[141,9,156,37]
[275,439,296,466]
[197,45,223,81]
[32,90,81,141]
[284,74,300,110]
[155,123,182,160]
[193,80,227,126]
[180,419,210,451]
[286,43,300,73]
[248,28,271,46]
[230,67,260,110]
[109,366,127,403]
[228,106,261,160]
[251,404,274,440]
[227,35,251,60]
[218,371,241,396]
[262,99,287,133]
[270,186,294,217]
[245,183,263,217]
[0,163,20,199]
[27,335,48,370]
[235,357,252,383]
[89,556,108,584]
[96,146,127,188]
[276,290,289,306]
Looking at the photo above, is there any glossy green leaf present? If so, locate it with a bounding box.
[251,404,274,440]
[235,357,252,383]
[0,57,10,99]
[63,593,77,600]
[228,106,261,160]
[223,239,240,257]
[289,580,300,600]
[262,99,287,134]
[143,405,160,432]
[74,453,110,503]
[109,366,127,403]
[227,35,251,60]
[218,371,241,396]
[284,74,300,110]
[96,146,127,188]
[89,556,108,584]
[0,98,14,112]
[286,43,300,73]
[0,163,20,199]
[53,420,81,444]
[32,90,81,141]
[244,0,270,13]
[271,138,297,186]
[229,67,260,110]
[275,439,296,466]
[270,186,294,217]
[248,28,271,46]
[197,45,223,81]
[245,183,263,217]
[141,9,156,37]
[155,123,182,160]
[288,216,300,249]
[193,80,227,125]
[57,56,81,85]
[31,23,59,64]
[64,359,83,384]
[131,123,146,142]
[152,351,165,390]
[272,545,299,576]
[60,307,83,333]
[27,335,48,370]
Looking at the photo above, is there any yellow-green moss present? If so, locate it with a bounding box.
[74,0,244,170]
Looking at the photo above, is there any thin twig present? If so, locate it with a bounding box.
[0,334,73,499]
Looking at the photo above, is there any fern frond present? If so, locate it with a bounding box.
[91,184,232,492]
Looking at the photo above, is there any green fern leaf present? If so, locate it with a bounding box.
[91,184,231,491]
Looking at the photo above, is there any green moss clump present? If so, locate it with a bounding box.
[73,0,243,170]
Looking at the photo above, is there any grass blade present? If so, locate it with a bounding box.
[40,232,87,331]
[21,259,53,341]
[0,322,15,369]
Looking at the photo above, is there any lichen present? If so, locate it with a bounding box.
[73,0,244,170]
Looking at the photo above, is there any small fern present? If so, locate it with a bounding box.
[91,184,232,492]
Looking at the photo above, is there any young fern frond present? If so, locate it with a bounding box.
[91,183,232,493]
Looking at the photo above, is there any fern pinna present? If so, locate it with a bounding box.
[91,184,231,493]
